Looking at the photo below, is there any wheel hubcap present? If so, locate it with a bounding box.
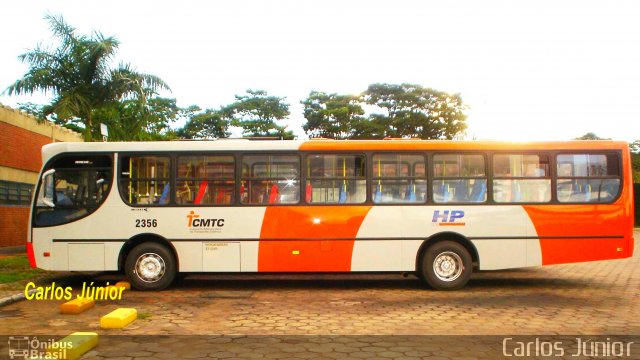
[433,251,464,282]
[134,253,165,283]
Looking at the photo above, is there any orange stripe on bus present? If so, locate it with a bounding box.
[258,206,372,272]
[523,204,631,265]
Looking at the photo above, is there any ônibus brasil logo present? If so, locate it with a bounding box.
[8,336,73,359]
[187,211,225,228]
[432,210,465,226]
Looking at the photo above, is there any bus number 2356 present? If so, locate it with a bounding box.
[135,219,158,228]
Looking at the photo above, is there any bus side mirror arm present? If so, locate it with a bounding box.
[42,169,56,208]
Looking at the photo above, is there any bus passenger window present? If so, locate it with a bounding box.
[556,154,620,203]
[120,156,171,206]
[493,154,551,203]
[432,154,486,203]
[306,154,366,204]
[372,154,426,204]
[176,155,235,205]
[241,155,299,204]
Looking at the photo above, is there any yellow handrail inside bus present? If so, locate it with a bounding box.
[129,157,132,203]
[176,162,192,201]
[145,158,149,196]
[343,157,346,188]
[377,158,381,189]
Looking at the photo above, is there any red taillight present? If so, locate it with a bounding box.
[26,242,36,268]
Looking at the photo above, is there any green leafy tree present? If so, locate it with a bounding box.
[301,91,365,139]
[222,89,293,138]
[3,14,169,141]
[350,114,391,139]
[17,102,47,122]
[574,132,610,140]
[362,83,468,139]
[93,97,183,141]
[18,102,84,133]
[177,107,230,139]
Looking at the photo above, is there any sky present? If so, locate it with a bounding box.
[0,0,639,142]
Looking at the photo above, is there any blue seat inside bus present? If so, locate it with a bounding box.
[439,182,451,202]
[338,183,347,203]
[511,181,522,202]
[373,183,382,203]
[433,180,486,203]
[469,180,486,202]
[453,180,469,202]
[406,183,417,201]
[159,183,170,205]
[581,182,592,202]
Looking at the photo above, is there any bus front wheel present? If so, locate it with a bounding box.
[420,241,472,290]
[125,242,176,291]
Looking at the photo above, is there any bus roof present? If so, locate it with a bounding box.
[41,139,629,164]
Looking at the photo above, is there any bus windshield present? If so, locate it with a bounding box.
[35,155,112,227]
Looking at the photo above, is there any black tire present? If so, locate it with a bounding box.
[420,241,472,290]
[125,242,176,291]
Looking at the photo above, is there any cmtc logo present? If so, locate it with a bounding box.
[432,210,465,226]
[187,211,225,228]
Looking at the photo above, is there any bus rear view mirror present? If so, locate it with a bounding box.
[42,169,56,208]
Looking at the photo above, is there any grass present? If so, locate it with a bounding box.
[0,255,32,269]
[0,272,41,283]
[0,255,45,285]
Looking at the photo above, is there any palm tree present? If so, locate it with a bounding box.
[3,14,169,141]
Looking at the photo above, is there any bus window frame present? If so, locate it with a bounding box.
[491,152,553,204]
[303,151,368,205]
[113,148,625,208]
[118,152,173,207]
[429,151,489,205]
[175,153,236,206]
[239,152,302,206]
[370,152,428,205]
[553,150,623,205]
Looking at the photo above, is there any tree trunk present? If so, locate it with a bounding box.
[85,112,93,142]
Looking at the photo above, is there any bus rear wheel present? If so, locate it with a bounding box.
[420,241,472,290]
[125,242,176,291]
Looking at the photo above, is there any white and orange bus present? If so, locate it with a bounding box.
[27,140,634,290]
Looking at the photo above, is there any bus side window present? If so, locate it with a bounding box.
[556,154,620,203]
[306,154,366,204]
[433,154,486,203]
[120,155,171,206]
[176,155,235,205]
[493,154,551,203]
[371,154,426,204]
[241,155,300,205]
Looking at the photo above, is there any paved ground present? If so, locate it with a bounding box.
[0,230,638,358]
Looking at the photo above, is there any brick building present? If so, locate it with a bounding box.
[0,104,83,247]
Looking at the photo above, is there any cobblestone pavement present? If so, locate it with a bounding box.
[0,231,638,358]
